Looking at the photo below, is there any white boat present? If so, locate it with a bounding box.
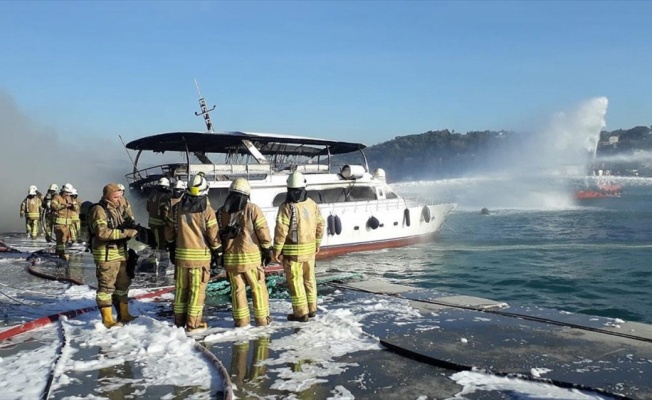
[124,130,455,258]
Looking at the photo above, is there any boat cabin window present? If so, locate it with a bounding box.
[272,186,378,206]
[385,188,398,199]
[345,186,378,201]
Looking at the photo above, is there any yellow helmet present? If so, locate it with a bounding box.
[187,173,208,196]
[287,171,306,189]
[229,178,251,196]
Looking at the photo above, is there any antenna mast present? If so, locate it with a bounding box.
[194,78,216,133]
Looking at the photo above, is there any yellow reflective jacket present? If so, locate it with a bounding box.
[71,196,82,223]
[21,196,42,219]
[88,199,131,263]
[147,189,170,227]
[273,198,324,262]
[218,202,272,273]
[51,193,78,226]
[164,196,220,268]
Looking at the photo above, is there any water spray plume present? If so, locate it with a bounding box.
[405,97,611,211]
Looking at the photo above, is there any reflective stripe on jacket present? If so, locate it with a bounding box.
[273,198,324,262]
[219,202,272,273]
[51,194,78,226]
[21,196,42,219]
[147,190,170,227]
[164,196,220,268]
[88,200,131,263]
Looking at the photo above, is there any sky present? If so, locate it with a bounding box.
[0,237,615,399]
[1,1,651,231]
[1,1,651,145]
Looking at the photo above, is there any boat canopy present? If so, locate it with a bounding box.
[125,131,366,157]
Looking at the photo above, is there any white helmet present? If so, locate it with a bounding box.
[49,183,59,192]
[158,177,170,188]
[187,173,208,196]
[287,171,307,189]
[229,178,251,196]
[71,188,78,196]
[117,183,126,191]
[62,183,74,193]
[28,185,37,196]
[173,180,187,190]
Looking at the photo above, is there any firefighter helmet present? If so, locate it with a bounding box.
[28,185,37,196]
[62,183,74,193]
[188,173,208,196]
[158,177,170,188]
[287,171,307,189]
[173,180,187,190]
[229,178,251,196]
[49,183,59,192]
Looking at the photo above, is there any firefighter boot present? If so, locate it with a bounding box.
[100,306,122,329]
[119,302,137,323]
[186,321,208,333]
[112,298,122,321]
[174,314,187,328]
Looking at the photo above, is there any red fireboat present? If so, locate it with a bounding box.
[575,183,622,199]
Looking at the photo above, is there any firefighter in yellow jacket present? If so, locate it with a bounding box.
[88,183,139,328]
[20,185,43,239]
[218,178,273,327]
[41,183,58,242]
[117,183,135,223]
[163,180,187,266]
[272,171,324,322]
[69,187,82,244]
[51,183,78,260]
[147,177,171,254]
[164,173,220,332]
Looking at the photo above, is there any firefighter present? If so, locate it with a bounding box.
[88,183,139,328]
[41,183,58,242]
[272,171,324,322]
[217,178,273,328]
[164,173,221,332]
[164,180,187,266]
[69,187,82,244]
[147,177,171,256]
[20,185,43,239]
[117,183,135,223]
[51,183,78,260]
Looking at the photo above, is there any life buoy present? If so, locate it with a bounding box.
[327,215,335,236]
[367,216,380,230]
[422,206,431,223]
[403,208,411,227]
[334,215,342,235]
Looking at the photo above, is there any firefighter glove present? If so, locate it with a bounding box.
[125,229,139,238]
[261,247,273,266]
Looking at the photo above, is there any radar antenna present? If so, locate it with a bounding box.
[194,78,216,133]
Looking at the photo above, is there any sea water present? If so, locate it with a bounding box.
[322,178,652,324]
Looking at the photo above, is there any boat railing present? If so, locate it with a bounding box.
[174,163,330,178]
[125,164,182,188]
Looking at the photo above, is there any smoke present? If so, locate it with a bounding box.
[0,90,131,233]
[416,97,611,211]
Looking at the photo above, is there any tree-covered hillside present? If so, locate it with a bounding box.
[351,126,652,182]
